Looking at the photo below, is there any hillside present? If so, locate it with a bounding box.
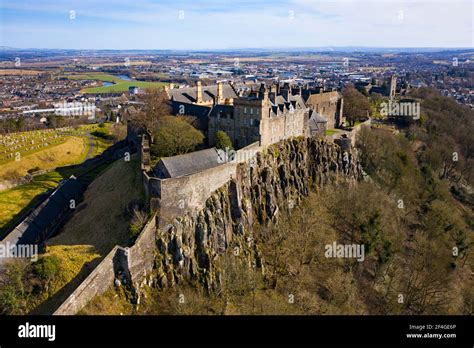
[48,154,144,255]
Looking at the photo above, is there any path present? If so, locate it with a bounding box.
[85,132,95,160]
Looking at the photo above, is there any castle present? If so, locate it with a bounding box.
[166,81,344,149]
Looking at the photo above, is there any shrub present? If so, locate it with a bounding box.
[151,116,204,158]
[215,131,233,150]
[34,255,61,281]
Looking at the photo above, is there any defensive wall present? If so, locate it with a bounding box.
[53,215,156,315]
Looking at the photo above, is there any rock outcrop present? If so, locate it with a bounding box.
[153,137,363,292]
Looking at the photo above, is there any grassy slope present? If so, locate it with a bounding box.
[48,154,144,255]
[0,171,63,231]
[31,155,143,314]
[29,245,102,315]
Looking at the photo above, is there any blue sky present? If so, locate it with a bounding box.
[0,0,472,49]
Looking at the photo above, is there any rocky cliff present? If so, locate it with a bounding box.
[153,137,364,292]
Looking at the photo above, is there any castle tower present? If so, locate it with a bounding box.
[196,80,203,104]
[389,75,397,99]
[216,82,223,105]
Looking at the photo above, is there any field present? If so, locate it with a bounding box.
[68,73,123,83]
[0,69,44,75]
[0,124,115,231]
[67,73,166,94]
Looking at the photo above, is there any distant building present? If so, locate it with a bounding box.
[129,86,140,95]
[389,75,397,99]
[357,75,399,98]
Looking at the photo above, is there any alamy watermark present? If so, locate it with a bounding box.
[325,242,365,262]
[52,101,96,117]
[0,242,38,262]
[380,100,420,120]
[217,147,258,165]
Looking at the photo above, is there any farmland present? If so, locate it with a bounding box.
[67,73,167,94]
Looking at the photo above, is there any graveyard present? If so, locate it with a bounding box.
[0,124,115,231]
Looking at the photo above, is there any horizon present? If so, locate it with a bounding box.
[0,0,472,50]
[2,46,474,52]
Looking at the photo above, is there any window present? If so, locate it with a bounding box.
[256,108,259,115]
[250,118,254,126]
[250,108,253,114]
[244,107,247,114]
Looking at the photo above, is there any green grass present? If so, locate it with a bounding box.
[0,171,63,233]
[66,73,167,94]
[325,129,340,136]
[48,155,144,255]
[29,245,102,315]
[82,80,166,94]
[67,73,122,83]
[344,120,363,127]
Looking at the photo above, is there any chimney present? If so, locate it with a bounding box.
[216,82,223,104]
[196,80,203,104]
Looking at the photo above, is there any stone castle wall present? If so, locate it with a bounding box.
[143,141,262,223]
[53,245,121,315]
[53,215,157,315]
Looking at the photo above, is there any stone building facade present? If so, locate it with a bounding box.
[208,83,309,148]
[167,81,343,149]
[303,89,344,129]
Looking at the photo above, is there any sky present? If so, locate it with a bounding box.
[0,0,472,50]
